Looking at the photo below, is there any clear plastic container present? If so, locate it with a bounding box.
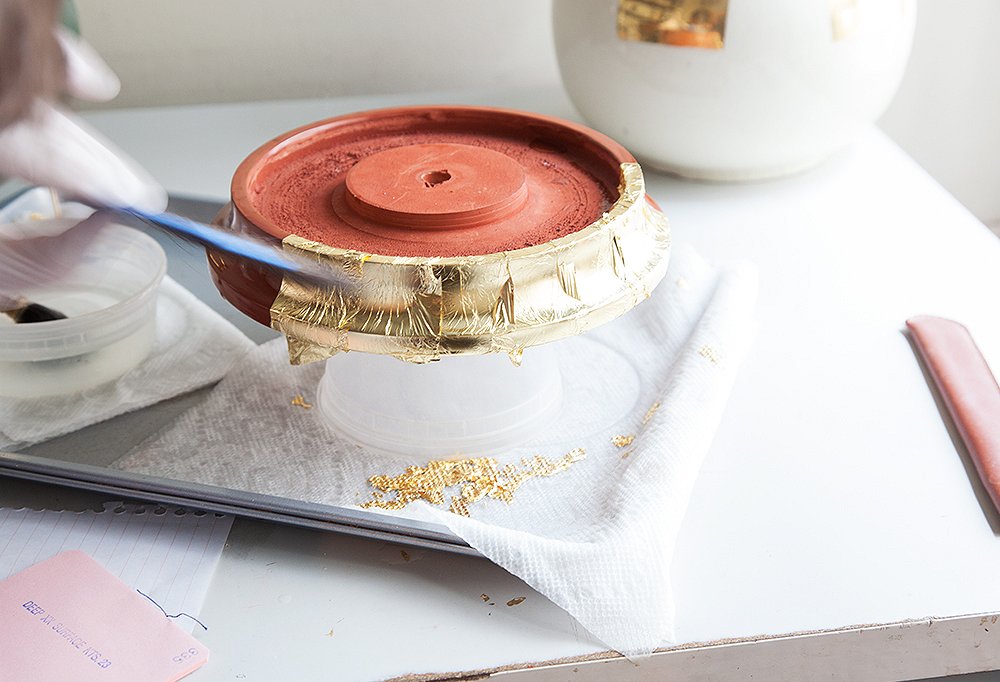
[0,217,166,398]
[316,345,562,457]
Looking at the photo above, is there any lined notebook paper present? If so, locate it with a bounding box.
[0,502,232,632]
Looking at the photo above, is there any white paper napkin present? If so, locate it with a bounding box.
[0,277,255,449]
[114,243,757,655]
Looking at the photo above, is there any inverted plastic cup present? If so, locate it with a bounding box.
[316,344,562,457]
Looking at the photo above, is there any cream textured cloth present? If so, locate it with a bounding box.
[0,277,254,449]
[115,244,757,655]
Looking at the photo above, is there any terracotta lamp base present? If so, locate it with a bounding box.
[208,105,671,363]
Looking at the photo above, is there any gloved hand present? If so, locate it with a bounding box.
[0,1,165,307]
[0,1,166,213]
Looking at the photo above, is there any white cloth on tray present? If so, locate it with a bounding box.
[114,243,757,656]
[0,276,254,449]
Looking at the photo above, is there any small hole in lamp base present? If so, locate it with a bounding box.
[421,170,451,188]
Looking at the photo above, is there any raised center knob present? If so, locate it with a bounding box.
[343,143,528,230]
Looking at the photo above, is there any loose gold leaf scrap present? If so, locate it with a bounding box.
[291,394,313,409]
[698,345,721,365]
[362,449,586,516]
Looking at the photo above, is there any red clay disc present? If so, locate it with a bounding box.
[231,106,635,258]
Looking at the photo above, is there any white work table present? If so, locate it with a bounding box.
[2,86,999,681]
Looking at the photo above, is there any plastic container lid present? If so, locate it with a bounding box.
[0,223,166,362]
[0,188,166,397]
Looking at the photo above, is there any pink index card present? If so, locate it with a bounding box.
[0,550,208,682]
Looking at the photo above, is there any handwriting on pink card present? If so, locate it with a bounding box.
[0,550,208,681]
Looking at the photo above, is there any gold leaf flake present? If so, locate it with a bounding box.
[642,401,661,425]
[698,345,721,365]
[557,261,580,300]
[492,271,516,327]
[481,594,490,602]
[611,434,635,448]
[611,234,627,279]
[400,550,410,562]
[291,394,313,409]
[208,252,227,271]
[342,251,372,279]
[362,449,586,516]
[284,329,347,365]
[415,264,442,296]
[450,496,470,517]
[507,596,526,607]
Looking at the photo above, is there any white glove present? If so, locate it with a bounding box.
[0,28,166,213]
[0,212,113,311]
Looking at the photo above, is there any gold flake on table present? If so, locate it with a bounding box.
[481,594,490,602]
[290,394,313,409]
[611,434,635,448]
[400,550,410,562]
[362,448,587,516]
[506,596,526,607]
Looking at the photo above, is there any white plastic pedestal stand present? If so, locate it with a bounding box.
[316,344,563,457]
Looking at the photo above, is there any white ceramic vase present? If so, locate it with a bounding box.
[553,0,916,180]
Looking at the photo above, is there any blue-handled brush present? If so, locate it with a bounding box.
[110,207,349,287]
[2,205,350,324]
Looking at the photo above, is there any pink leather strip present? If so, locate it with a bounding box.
[907,315,1000,514]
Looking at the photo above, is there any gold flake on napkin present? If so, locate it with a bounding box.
[642,400,662,425]
[611,434,635,448]
[362,449,586,516]
[698,345,721,365]
[290,394,313,409]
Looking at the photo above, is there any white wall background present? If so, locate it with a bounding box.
[74,0,1000,227]
[878,0,1000,228]
[73,0,561,106]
